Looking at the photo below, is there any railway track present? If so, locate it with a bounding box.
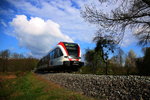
[37,73,150,100]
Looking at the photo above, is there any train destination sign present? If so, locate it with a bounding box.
[64,43,77,47]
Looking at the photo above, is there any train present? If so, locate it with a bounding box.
[35,42,84,72]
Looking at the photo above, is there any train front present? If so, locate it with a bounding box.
[58,42,84,70]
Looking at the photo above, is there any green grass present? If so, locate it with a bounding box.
[0,72,96,100]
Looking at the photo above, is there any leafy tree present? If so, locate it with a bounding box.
[84,49,101,73]
[125,50,136,74]
[81,0,150,46]
[136,47,150,75]
[84,49,96,66]
[125,50,137,67]
[142,47,150,75]
[93,34,117,74]
[128,50,136,59]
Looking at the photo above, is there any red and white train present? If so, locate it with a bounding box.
[36,42,84,72]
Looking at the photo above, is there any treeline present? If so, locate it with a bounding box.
[81,47,150,76]
[0,50,39,72]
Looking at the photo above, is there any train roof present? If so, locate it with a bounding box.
[41,42,80,59]
[58,42,78,45]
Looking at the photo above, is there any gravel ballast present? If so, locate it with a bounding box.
[39,73,150,100]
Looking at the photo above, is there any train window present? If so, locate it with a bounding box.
[69,49,78,57]
[54,49,58,58]
[50,48,63,59]
[64,43,78,57]
[50,50,54,59]
[49,53,51,59]
[46,55,49,61]
[59,48,63,56]
[52,51,54,59]
[53,48,63,58]
[57,48,63,57]
[50,52,52,59]
[50,52,51,59]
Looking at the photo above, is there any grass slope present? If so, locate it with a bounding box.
[0,72,95,100]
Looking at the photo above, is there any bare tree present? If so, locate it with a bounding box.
[0,50,10,58]
[111,47,125,67]
[0,50,10,72]
[11,53,24,59]
[81,0,150,46]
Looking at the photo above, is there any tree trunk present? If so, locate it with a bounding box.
[2,59,6,72]
[105,61,108,75]
[127,65,129,75]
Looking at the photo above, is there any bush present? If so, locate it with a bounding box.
[79,65,138,75]
[0,58,39,72]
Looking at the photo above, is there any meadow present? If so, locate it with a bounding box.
[0,72,96,100]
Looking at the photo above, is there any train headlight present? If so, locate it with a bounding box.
[68,56,73,59]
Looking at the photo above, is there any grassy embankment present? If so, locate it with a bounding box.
[0,72,95,100]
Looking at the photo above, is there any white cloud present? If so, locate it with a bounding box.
[10,15,73,57]
[120,30,138,47]
[7,0,96,42]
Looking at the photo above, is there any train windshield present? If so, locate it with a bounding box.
[64,43,78,58]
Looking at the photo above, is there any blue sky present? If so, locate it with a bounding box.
[0,0,144,58]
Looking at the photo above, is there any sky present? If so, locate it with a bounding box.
[0,0,144,58]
